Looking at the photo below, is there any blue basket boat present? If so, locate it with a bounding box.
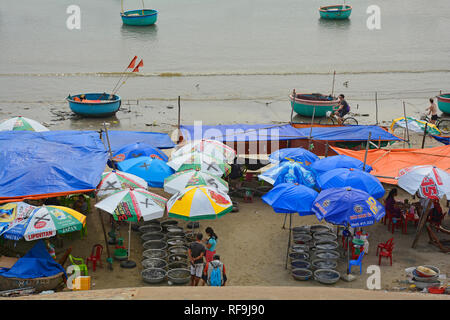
[121,9,158,26]
[319,5,352,20]
[289,93,339,117]
[437,93,450,114]
[66,93,121,118]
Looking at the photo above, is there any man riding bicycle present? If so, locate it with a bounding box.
[333,94,350,125]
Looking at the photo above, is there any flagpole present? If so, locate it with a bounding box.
[111,59,143,97]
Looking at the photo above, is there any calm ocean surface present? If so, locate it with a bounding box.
[0,0,449,128]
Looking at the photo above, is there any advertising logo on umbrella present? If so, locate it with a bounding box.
[420,177,439,199]
[353,205,363,214]
[322,200,330,208]
[208,190,230,205]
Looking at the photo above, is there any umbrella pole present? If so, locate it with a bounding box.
[97,207,113,270]
[103,122,117,170]
[282,213,287,229]
[128,221,131,260]
[285,214,292,269]
[346,224,350,275]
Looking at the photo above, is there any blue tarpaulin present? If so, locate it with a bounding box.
[431,135,450,145]
[180,124,303,142]
[294,125,402,141]
[0,131,108,200]
[102,131,175,152]
[0,241,66,278]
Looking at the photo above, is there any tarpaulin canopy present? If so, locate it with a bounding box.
[102,130,175,152]
[332,145,450,185]
[0,240,66,279]
[180,124,303,142]
[0,131,108,202]
[432,135,450,145]
[294,125,402,142]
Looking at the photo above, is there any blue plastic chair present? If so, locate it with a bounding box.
[348,251,365,275]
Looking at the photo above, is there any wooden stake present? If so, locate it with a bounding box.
[324,141,329,158]
[331,71,336,97]
[421,123,428,149]
[363,132,371,171]
[177,96,181,143]
[308,106,316,151]
[290,89,296,124]
[96,204,113,270]
[412,199,432,249]
[103,123,117,170]
[403,101,410,147]
[375,92,378,125]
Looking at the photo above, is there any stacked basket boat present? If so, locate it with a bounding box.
[140,219,192,285]
[289,224,341,285]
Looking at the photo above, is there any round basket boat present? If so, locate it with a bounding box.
[142,258,168,270]
[319,5,352,20]
[314,269,340,284]
[143,240,167,251]
[121,9,158,26]
[168,245,188,255]
[290,244,309,253]
[168,253,188,263]
[314,250,340,260]
[312,259,338,270]
[142,249,167,260]
[289,93,339,117]
[437,93,450,114]
[161,220,179,232]
[167,238,187,247]
[66,93,121,118]
[292,226,310,234]
[291,268,313,281]
[291,259,311,270]
[139,225,162,234]
[167,268,190,284]
[0,272,65,292]
[166,226,184,233]
[168,261,189,270]
[289,252,310,261]
[142,268,167,284]
[167,231,186,239]
[313,232,337,242]
[293,233,312,244]
[141,232,166,242]
[310,225,333,234]
[315,240,339,251]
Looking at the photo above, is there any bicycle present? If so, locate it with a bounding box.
[318,110,358,125]
[422,114,450,134]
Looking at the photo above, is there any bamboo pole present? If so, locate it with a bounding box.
[121,0,124,13]
[375,92,378,125]
[331,71,336,97]
[308,106,316,151]
[96,205,113,270]
[362,132,372,171]
[421,123,428,149]
[177,96,181,143]
[324,141,329,158]
[290,89,296,124]
[403,101,410,147]
[103,122,117,170]
[412,199,432,249]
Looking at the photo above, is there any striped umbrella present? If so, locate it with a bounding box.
[166,186,233,221]
[164,169,229,194]
[0,116,49,132]
[95,188,167,222]
[21,206,86,241]
[167,152,231,177]
[172,139,236,162]
[96,170,148,199]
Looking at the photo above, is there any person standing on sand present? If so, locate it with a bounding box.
[426,98,438,124]
[188,233,206,286]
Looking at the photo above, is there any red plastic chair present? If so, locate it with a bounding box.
[427,207,447,232]
[402,213,419,234]
[388,214,403,234]
[376,237,393,256]
[378,243,394,266]
[86,244,103,272]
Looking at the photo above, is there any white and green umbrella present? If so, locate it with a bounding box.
[172,139,236,162]
[95,188,167,222]
[164,169,229,194]
[96,170,148,199]
[166,186,233,221]
[22,206,86,241]
[0,116,49,132]
[167,152,231,177]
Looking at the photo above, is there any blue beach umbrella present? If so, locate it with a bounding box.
[269,147,319,165]
[259,161,317,188]
[117,156,175,188]
[317,168,385,199]
[312,187,385,274]
[262,183,319,269]
[109,142,168,167]
[310,155,372,175]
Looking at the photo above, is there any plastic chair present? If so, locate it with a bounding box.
[376,237,393,256]
[86,244,103,272]
[388,214,403,234]
[378,243,394,266]
[402,213,419,234]
[348,251,365,275]
[69,254,88,276]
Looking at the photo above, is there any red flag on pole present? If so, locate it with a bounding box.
[127,56,138,69]
[132,59,144,72]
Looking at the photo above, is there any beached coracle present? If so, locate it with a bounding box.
[289,93,339,117]
[142,258,168,270]
[312,259,338,270]
[291,260,311,270]
[167,268,191,284]
[437,93,450,114]
[166,226,184,233]
[289,252,310,261]
[168,261,189,270]
[141,232,166,242]
[291,268,313,281]
[310,225,333,233]
[168,245,189,255]
[139,225,162,234]
[167,238,187,247]
[66,93,121,117]
[168,253,188,263]
[290,244,309,253]
[292,226,310,234]
[143,240,168,251]
[141,268,167,284]
[161,220,179,232]
[142,249,167,260]
[314,269,341,284]
[315,240,339,251]
[167,231,185,239]
[315,250,340,260]
[293,234,312,244]
[313,232,337,242]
